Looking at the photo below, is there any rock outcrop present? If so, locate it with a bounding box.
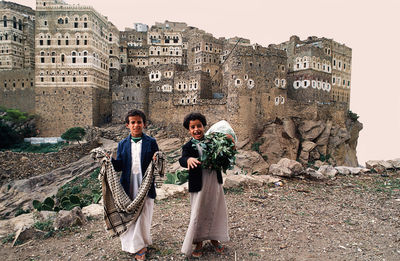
[254,117,363,167]
[0,155,99,218]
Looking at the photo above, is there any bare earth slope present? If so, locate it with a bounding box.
[2,172,399,261]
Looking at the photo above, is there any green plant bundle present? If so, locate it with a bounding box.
[194,132,238,173]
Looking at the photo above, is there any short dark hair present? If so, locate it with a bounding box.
[125,109,147,125]
[183,112,207,129]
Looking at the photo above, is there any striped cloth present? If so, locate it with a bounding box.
[91,147,165,237]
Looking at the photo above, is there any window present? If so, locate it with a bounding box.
[84,22,87,28]
[84,40,87,45]
[74,22,78,28]
[83,57,87,63]
[65,40,69,45]
[58,18,64,24]
[47,39,51,45]
[58,39,61,45]
[76,40,80,45]
[73,77,76,82]
[61,54,65,62]
[3,16,6,27]
[40,40,43,46]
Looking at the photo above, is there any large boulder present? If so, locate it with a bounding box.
[156,184,187,200]
[82,204,103,219]
[318,165,338,178]
[234,150,269,175]
[269,158,303,177]
[303,168,327,180]
[387,159,400,169]
[366,160,393,172]
[54,207,87,230]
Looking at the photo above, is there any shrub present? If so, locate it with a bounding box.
[348,110,359,122]
[61,127,86,145]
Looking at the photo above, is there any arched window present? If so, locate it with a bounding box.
[58,18,64,24]
[3,16,7,27]
[13,17,16,29]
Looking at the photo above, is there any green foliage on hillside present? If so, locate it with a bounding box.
[32,168,102,212]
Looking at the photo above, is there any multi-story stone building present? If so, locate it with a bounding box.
[0,1,35,70]
[278,35,351,108]
[0,1,353,141]
[0,1,35,113]
[34,0,117,136]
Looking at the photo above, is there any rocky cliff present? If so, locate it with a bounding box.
[251,117,363,167]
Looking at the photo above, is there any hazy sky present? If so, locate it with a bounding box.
[11,0,400,165]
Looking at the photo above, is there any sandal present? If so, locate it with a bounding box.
[192,247,203,258]
[134,248,147,260]
[211,241,224,254]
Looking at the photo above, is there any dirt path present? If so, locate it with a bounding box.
[2,172,400,261]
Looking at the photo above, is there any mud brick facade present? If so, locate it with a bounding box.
[1,1,352,141]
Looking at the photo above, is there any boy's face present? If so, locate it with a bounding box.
[188,119,205,140]
[126,115,144,137]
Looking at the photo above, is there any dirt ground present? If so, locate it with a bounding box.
[2,171,400,261]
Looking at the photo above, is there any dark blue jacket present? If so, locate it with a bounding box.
[111,133,159,199]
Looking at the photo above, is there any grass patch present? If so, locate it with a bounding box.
[4,142,68,153]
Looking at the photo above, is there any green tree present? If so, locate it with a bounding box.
[0,107,36,149]
[61,127,86,145]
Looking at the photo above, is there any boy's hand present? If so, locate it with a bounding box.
[187,157,201,169]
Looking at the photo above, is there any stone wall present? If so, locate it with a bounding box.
[0,69,35,113]
[35,86,110,136]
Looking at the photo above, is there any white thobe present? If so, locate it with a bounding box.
[120,139,154,254]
